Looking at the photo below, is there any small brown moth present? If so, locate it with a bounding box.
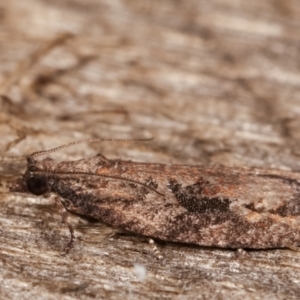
[10,138,300,253]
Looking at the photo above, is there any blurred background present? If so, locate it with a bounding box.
[1,1,300,299]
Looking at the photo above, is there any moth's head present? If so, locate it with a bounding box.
[10,159,51,196]
[25,165,50,195]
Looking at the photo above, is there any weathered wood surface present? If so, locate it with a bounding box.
[1,0,300,299]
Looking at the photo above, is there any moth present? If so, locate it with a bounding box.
[10,138,300,252]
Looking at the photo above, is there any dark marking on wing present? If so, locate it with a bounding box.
[168,179,231,214]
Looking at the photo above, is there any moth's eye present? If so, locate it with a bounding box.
[26,176,48,195]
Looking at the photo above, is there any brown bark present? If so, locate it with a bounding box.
[1,0,300,299]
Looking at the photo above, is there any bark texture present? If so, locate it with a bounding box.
[1,1,300,299]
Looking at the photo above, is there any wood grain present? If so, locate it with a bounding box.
[1,0,300,299]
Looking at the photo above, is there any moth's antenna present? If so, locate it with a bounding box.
[28,137,153,159]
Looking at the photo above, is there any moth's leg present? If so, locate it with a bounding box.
[53,195,75,253]
[148,238,163,260]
